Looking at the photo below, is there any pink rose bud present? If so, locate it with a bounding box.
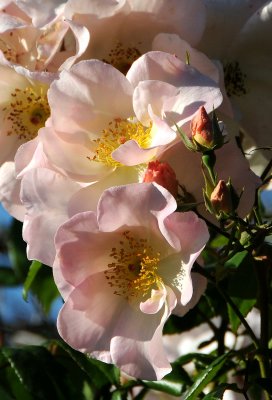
[190,106,224,151]
[210,180,232,214]
[143,160,178,198]
[191,106,213,148]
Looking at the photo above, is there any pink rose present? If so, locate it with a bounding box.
[54,182,209,380]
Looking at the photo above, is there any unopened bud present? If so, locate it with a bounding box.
[143,160,178,198]
[191,106,224,150]
[191,106,213,147]
[210,180,232,214]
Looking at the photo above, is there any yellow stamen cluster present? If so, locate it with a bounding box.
[92,117,152,167]
[3,85,50,140]
[103,41,142,74]
[104,230,161,300]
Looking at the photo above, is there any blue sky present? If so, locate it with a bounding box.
[0,203,61,327]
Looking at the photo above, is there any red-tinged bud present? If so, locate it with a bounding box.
[191,106,213,147]
[190,106,225,151]
[143,160,178,198]
[210,180,232,214]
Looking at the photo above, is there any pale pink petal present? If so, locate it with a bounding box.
[21,168,81,266]
[157,212,209,305]
[68,166,139,216]
[133,80,178,126]
[111,286,177,380]
[163,211,210,258]
[16,0,65,27]
[57,271,174,381]
[212,60,234,117]
[0,13,27,31]
[15,139,54,178]
[35,19,70,71]
[127,51,218,93]
[152,34,219,80]
[97,182,177,234]
[112,112,176,166]
[57,272,126,354]
[151,34,233,118]
[173,272,207,317]
[11,62,58,84]
[111,139,158,166]
[39,126,113,182]
[48,60,133,134]
[198,0,267,58]
[140,287,167,314]
[58,19,90,70]
[127,51,223,133]
[125,0,206,47]
[227,2,272,152]
[0,161,25,221]
[163,78,222,133]
[64,0,128,19]
[148,105,177,147]
[54,211,119,290]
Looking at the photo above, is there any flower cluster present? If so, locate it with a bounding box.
[0,0,268,382]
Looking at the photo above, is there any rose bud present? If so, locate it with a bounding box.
[191,106,224,151]
[143,160,178,198]
[210,180,233,214]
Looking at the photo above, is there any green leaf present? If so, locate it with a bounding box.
[203,383,238,399]
[22,260,42,301]
[174,353,215,368]
[111,391,124,400]
[226,253,257,332]
[225,250,248,269]
[28,264,60,314]
[2,367,33,400]
[227,299,256,333]
[176,125,196,151]
[54,340,120,388]
[142,363,191,397]
[182,353,230,400]
[210,235,229,249]
[1,346,66,400]
[142,379,184,396]
[0,384,15,400]
[7,219,29,280]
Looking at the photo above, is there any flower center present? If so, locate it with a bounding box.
[223,61,247,97]
[104,230,161,300]
[91,117,152,167]
[0,36,18,63]
[103,41,142,74]
[3,85,50,140]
